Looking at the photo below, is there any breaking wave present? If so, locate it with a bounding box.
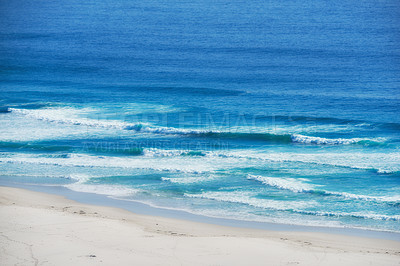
[9,108,386,145]
[185,191,400,221]
[247,175,400,204]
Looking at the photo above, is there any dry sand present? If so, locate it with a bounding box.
[0,186,399,265]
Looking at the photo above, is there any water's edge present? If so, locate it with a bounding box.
[1,179,399,242]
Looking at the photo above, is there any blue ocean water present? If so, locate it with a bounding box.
[1,0,400,232]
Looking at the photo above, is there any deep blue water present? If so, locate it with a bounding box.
[1,0,399,232]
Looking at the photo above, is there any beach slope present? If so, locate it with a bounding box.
[0,186,399,265]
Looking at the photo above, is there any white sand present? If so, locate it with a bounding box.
[0,186,399,266]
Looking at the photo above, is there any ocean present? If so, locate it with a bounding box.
[0,0,399,233]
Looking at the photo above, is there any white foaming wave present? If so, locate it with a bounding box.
[0,152,218,174]
[224,150,400,174]
[247,175,316,193]
[10,108,385,144]
[291,134,385,145]
[64,174,139,197]
[10,107,218,137]
[65,183,139,197]
[0,172,74,179]
[329,192,400,203]
[0,109,105,141]
[68,173,92,182]
[377,168,400,174]
[107,102,181,115]
[161,175,215,184]
[302,210,400,222]
[185,191,314,210]
[223,123,360,135]
[185,191,400,221]
[138,126,379,141]
[10,107,147,131]
[143,148,206,157]
[144,149,183,157]
[247,174,400,203]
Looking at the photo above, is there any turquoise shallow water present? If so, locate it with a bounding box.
[0,0,399,232]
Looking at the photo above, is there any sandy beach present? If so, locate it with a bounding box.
[0,186,398,265]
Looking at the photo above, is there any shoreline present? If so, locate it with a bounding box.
[1,185,399,265]
[1,179,400,241]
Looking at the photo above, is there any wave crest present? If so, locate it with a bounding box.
[291,134,385,145]
[247,175,400,204]
[10,108,387,146]
[185,191,400,221]
[247,175,315,193]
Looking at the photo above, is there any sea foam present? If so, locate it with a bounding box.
[291,134,385,145]
[9,108,387,145]
[247,174,400,204]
